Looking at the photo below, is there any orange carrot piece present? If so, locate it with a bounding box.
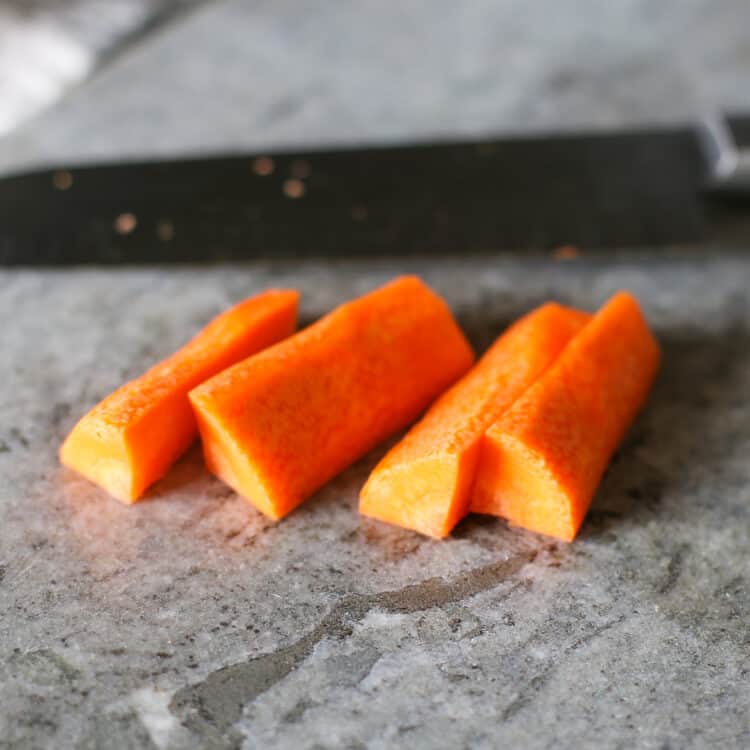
[359,303,590,538]
[471,291,660,541]
[188,276,475,520]
[60,290,300,503]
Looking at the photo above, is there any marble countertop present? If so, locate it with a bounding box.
[2,253,749,748]
[2,1,750,747]
[1,0,748,175]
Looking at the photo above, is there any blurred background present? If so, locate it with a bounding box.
[0,0,748,175]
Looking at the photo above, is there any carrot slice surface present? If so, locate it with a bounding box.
[189,276,475,520]
[471,292,660,541]
[60,290,300,502]
[359,302,590,537]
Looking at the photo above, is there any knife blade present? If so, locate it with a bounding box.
[1,114,748,265]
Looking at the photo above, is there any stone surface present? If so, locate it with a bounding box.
[2,252,750,749]
[0,0,749,174]
[2,1,750,747]
[0,0,198,137]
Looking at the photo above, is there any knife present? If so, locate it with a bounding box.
[1,113,748,265]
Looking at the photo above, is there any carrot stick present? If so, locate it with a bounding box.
[471,291,660,541]
[188,276,474,520]
[359,303,590,538]
[60,290,300,503]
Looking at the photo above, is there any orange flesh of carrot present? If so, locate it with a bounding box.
[188,276,475,520]
[359,303,591,538]
[471,291,660,541]
[59,290,300,503]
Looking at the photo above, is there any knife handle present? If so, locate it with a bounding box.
[700,114,750,196]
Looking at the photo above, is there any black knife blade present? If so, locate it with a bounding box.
[1,115,748,265]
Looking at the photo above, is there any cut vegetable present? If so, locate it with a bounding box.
[60,290,300,503]
[359,303,590,538]
[471,291,660,541]
[189,276,474,520]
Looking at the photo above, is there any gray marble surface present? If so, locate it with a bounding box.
[0,0,198,137]
[0,0,749,174]
[2,252,750,749]
[2,1,750,747]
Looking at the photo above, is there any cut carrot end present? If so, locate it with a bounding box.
[472,431,577,541]
[189,390,287,520]
[60,425,137,504]
[360,447,478,539]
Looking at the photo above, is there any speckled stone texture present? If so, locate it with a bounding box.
[1,252,749,749]
[1,0,749,174]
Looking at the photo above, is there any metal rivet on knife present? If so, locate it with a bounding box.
[553,245,579,261]
[476,143,497,156]
[290,160,311,179]
[114,213,137,234]
[283,179,305,198]
[156,220,175,241]
[52,170,73,190]
[351,205,368,221]
[252,157,275,176]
